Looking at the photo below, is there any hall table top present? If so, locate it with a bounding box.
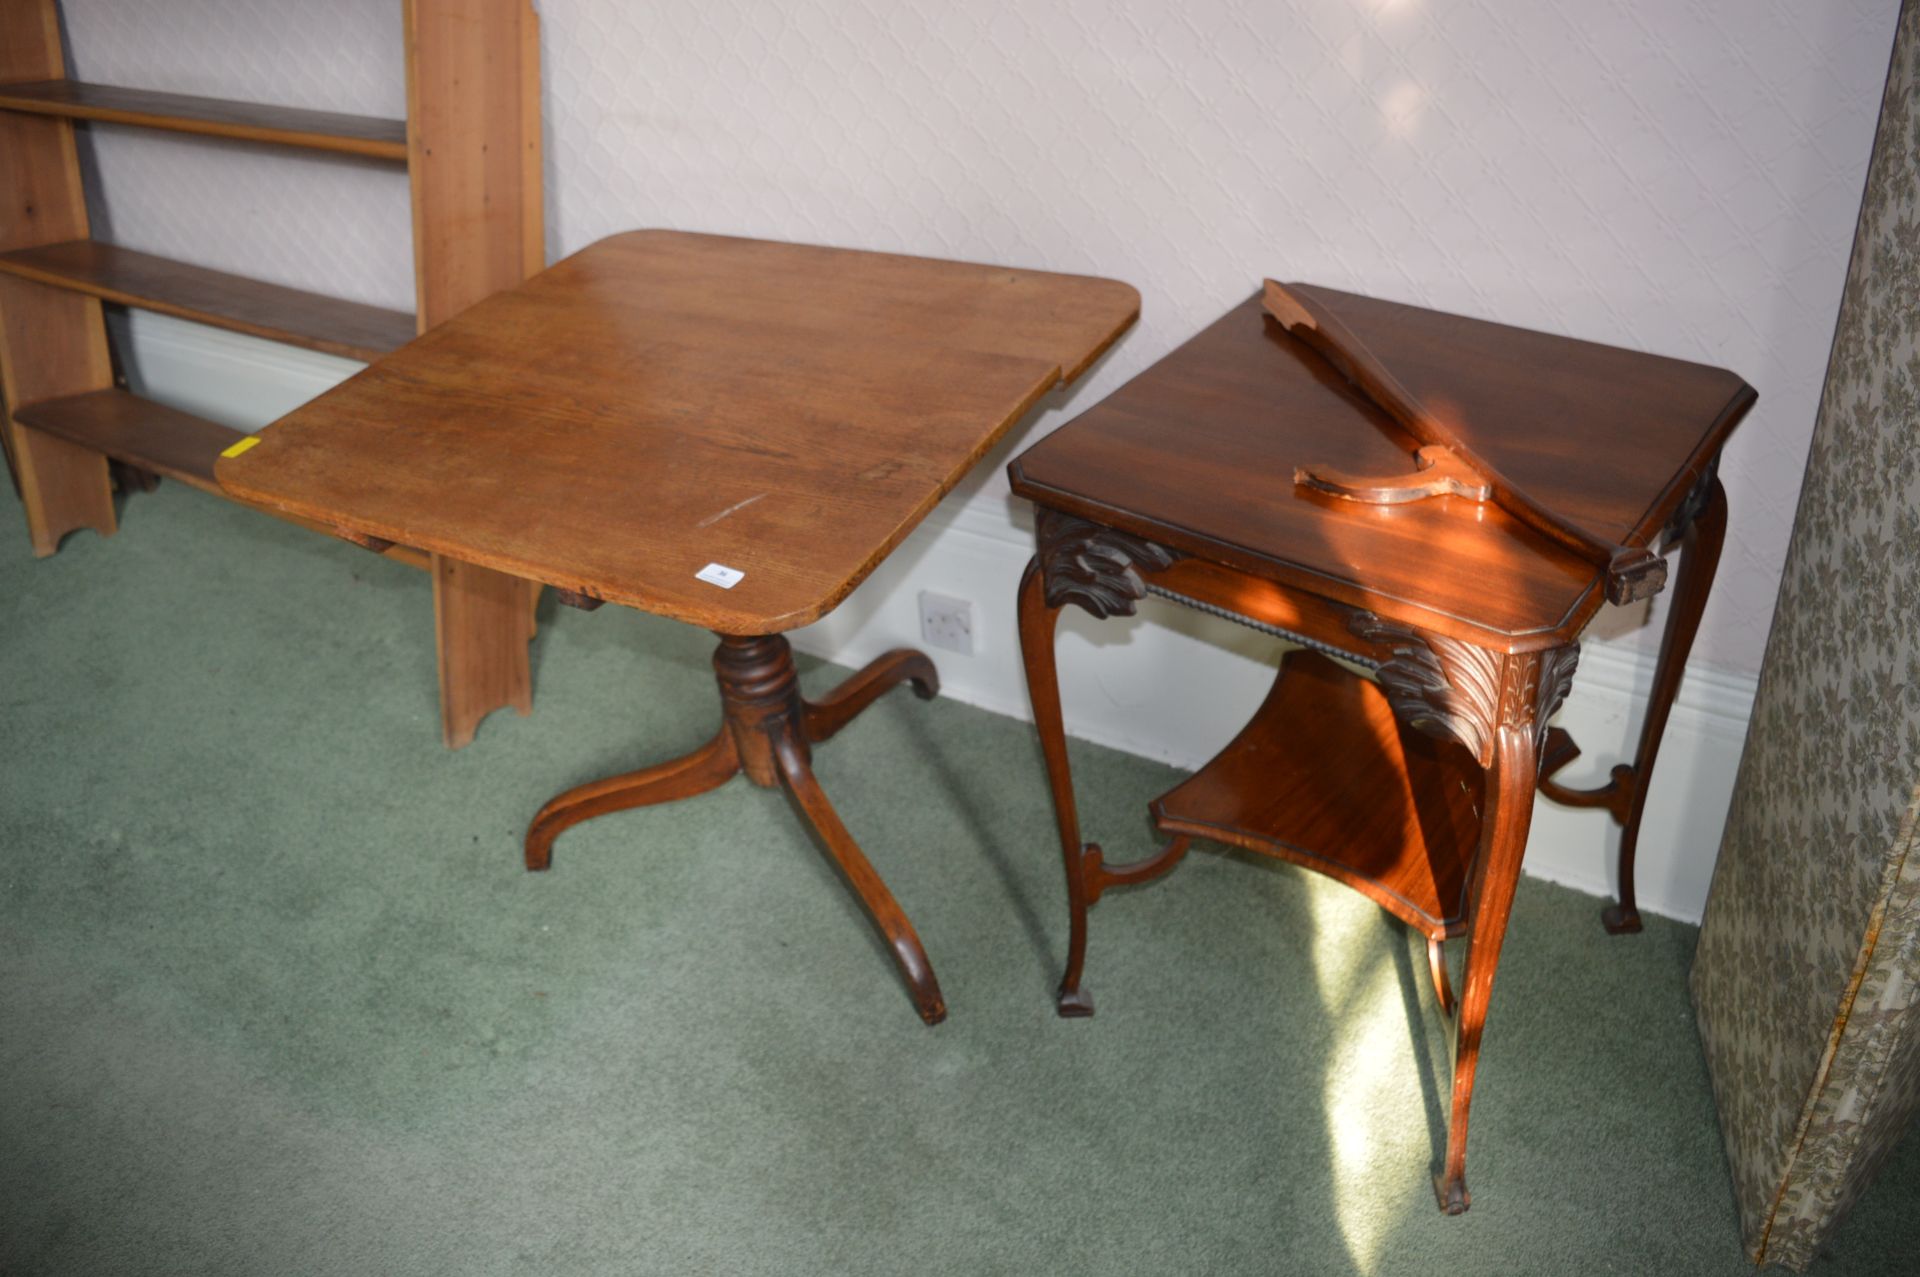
[218,229,1138,633]
[1008,289,1754,651]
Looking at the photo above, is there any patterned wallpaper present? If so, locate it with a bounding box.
[57,0,1902,674]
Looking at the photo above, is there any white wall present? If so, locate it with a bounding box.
[62,1,1906,920]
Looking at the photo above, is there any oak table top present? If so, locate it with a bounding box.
[219,229,1139,633]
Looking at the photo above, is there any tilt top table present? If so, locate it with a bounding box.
[1008,285,1753,1211]
[219,229,1139,1025]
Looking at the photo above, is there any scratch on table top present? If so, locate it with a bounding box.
[696,493,766,528]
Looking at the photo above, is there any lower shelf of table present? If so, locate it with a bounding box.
[1150,648,1485,938]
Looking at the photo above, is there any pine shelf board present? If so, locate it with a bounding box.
[15,387,240,493]
[0,240,415,363]
[12,388,427,568]
[0,79,408,160]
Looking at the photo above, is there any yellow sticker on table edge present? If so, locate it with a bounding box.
[220,436,261,459]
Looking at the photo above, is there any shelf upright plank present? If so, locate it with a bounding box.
[0,0,116,555]
[404,0,546,748]
[406,0,544,328]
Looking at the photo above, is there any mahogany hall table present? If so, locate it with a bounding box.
[1007,287,1754,1211]
[219,229,1138,1025]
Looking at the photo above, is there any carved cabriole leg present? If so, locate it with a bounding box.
[1436,687,1541,1215]
[1530,465,1727,933]
[1020,509,1180,1017]
[1603,477,1727,934]
[1349,612,1578,1214]
[1018,558,1093,1015]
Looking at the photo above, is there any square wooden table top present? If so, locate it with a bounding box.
[218,230,1138,634]
[1009,292,1753,648]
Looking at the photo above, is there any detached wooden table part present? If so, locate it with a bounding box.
[1008,285,1753,1212]
[218,229,1138,1025]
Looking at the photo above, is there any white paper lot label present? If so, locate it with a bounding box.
[695,562,745,589]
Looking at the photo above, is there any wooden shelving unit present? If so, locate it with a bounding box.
[1,0,544,747]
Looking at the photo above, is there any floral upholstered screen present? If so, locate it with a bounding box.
[1690,1,1920,1269]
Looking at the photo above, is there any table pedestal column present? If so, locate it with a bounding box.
[525,632,949,1024]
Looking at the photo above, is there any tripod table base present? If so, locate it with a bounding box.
[524,633,948,1025]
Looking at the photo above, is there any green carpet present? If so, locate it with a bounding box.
[2,482,1914,1276]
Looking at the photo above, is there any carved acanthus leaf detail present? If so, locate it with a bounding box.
[1351,613,1580,767]
[1525,644,1581,748]
[1036,509,1177,619]
[1349,614,1501,765]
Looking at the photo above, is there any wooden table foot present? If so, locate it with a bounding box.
[803,648,938,744]
[1019,559,1102,1017]
[1600,903,1644,935]
[774,732,946,1025]
[1056,985,1095,1018]
[524,632,949,1024]
[524,732,740,870]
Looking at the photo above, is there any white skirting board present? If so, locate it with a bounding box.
[112,310,1759,924]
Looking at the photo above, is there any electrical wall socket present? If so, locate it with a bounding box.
[918,590,974,656]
